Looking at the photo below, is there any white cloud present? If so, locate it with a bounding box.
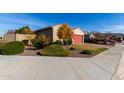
[100,24,124,33]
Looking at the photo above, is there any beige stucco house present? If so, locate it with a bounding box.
[4,24,84,44]
[34,24,85,44]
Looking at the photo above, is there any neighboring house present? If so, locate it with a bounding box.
[84,33,95,43]
[4,33,36,42]
[34,24,85,44]
[89,34,95,39]
[84,32,117,44]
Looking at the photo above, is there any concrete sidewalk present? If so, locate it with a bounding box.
[0,45,124,80]
[112,45,124,80]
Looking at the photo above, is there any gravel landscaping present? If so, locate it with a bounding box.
[70,50,95,58]
[19,43,109,58]
[69,43,108,58]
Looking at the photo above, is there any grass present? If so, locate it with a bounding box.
[72,44,108,55]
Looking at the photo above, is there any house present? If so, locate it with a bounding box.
[4,33,36,42]
[84,33,95,43]
[34,24,84,44]
[84,32,117,44]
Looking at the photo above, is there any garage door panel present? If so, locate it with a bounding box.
[74,35,82,44]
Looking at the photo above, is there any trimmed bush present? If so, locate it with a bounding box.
[22,40,29,45]
[32,38,41,48]
[63,39,72,45]
[53,40,62,45]
[39,44,70,57]
[80,50,93,55]
[0,41,25,55]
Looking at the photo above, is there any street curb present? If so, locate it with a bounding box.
[92,45,116,58]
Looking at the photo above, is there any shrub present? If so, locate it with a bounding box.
[32,38,41,48]
[80,50,93,55]
[39,44,70,57]
[53,40,62,45]
[22,40,29,45]
[63,39,68,45]
[0,41,25,55]
[63,39,72,45]
[63,39,73,45]
[32,34,48,48]
[68,39,72,45]
[39,34,48,48]
[69,47,76,50]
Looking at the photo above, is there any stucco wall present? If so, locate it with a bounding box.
[53,24,63,42]
[4,34,36,42]
[4,34,16,42]
[15,34,36,41]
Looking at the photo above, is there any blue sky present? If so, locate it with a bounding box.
[0,13,124,36]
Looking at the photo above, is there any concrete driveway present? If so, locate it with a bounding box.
[0,45,124,80]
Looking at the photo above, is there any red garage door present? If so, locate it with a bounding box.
[73,35,83,44]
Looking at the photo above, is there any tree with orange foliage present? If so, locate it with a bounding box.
[57,24,74,45]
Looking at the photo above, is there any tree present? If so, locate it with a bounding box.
[21,26,34,35]
[20,26,34,46]
[18,26,34,46]
[57,24,74,45]
[14,26,34,35]
[15,29,21,34]
[38,34,48,48]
